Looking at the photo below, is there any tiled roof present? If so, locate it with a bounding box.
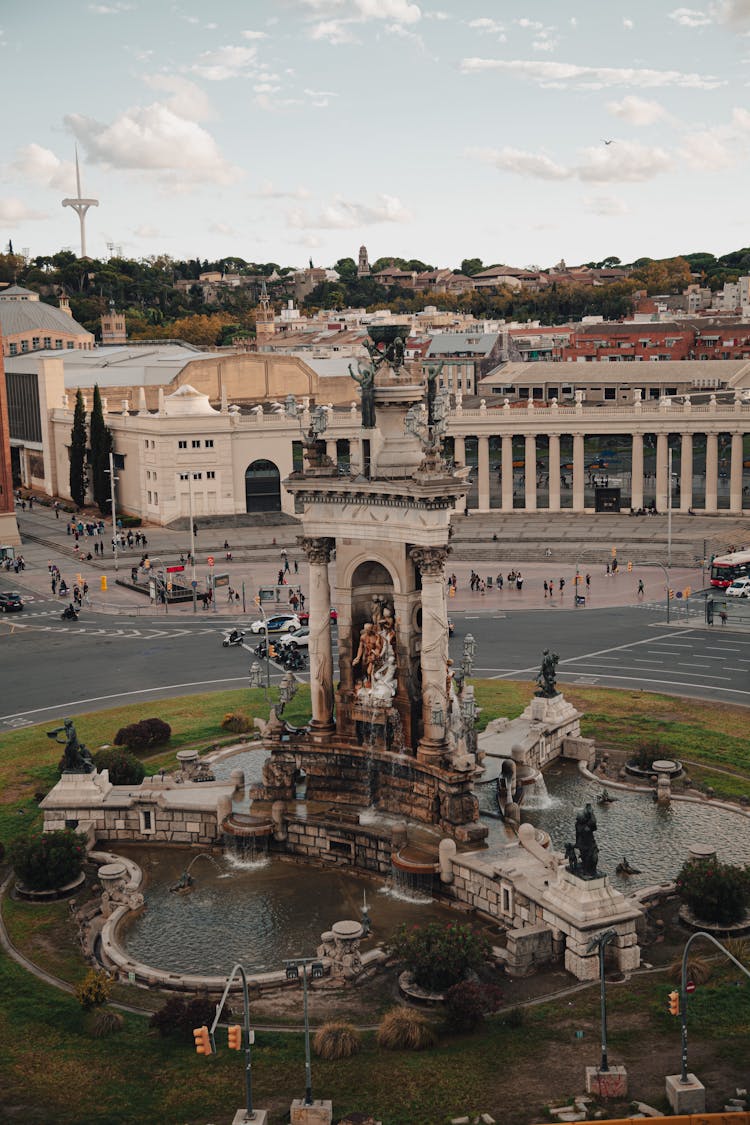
[0,301,92,338]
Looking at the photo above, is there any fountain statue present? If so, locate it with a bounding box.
[565,802,601,879]
[47,719,95,774]
[535,649,560,699]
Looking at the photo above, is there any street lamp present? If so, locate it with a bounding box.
[284,957,325,1106]
[178,470,198,613]
[586,928,617,1073]
[104,451,119,573]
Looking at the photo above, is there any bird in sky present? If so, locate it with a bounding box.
[601,138,614,145]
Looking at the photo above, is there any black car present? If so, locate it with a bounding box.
[0,591,24,612]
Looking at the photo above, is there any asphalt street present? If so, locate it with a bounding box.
[0,587,748,731]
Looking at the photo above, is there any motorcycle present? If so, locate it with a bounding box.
[222,629,245,648]
[61,605,79,621]
[254,641,268,659]
[283,648,306,672]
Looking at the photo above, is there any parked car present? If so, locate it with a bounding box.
[0,591,24,612]
[248,612,301,634]
[726,577,750,598]
[297,608,337,626]
[277,627,310,651]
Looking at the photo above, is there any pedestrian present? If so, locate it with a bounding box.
[54,501,60,519]
[227,587,235,604]
[59,579,68,597]
[193,522,198,538]
[284,556,290,573]
[496,573,503,590]
[299,591,305,610]
[479,579,486,595]
[294,558,299,574]
[83,582,90,606]
[66,521,71,536]
[544,580,548,598]
[28,496,33,510]
[516,574,523,591]
[606,562,610,576]
[559,577,565,594]
[720,610,728,626]
[278,569,285,585]
[585,573,591,590]
[51,575,57,595]
[637,579,644,597]
[131,566,138,584]
[612,557,618,574]
[141,534,147,548]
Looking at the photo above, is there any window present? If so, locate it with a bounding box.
[205,439,214,448]
[147,491,152,504]
[206,470,215,479]
[178,440,187,449]
[153,491,158,504]
[66,341,74,349]
[43,336,51,349]
[193,472,202,480]
[9,343,17,356]
[21,340,29,353]
[32,337,40,349]
[519,387,530,399]
[604,388,616,400]
[139,809,154,834]
[152,471,157,480]
[144,439,149,449]
[55,340,62,349]
[192,439,200,448]
[146,470,151,480]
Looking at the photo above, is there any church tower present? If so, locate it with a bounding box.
[255,279,276,344]
[357,244,371,278]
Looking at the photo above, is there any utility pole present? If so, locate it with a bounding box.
[667,446,673,569]
[187,472,197,614]
[105,452,119,573]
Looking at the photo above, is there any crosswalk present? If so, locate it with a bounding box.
[2,619,223,639]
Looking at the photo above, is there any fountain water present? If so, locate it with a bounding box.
[523,773,555,810]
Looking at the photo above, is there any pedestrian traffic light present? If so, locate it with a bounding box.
[100,576,107,591]
[193,1026,213,1055]
[668,990,680,1016]
[668,588,674,599]
[227,1025,242,1050]
[627,561,633,572]
[449,585,455,598]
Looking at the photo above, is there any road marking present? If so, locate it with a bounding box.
[558,672,750,698]
[489,628,695,680]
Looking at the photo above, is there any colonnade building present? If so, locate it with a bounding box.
[6,350,750,523]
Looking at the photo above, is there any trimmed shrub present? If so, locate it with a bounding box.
[76,969,112,1010]
[376,1007,437,1051]
[113,717,171,751]
[669,953,712,986]
[149,996,188,1038]
[444,980,503,1032]
[118,515,142,527]
[10,828,86,891]
[184,997,217,1034]
[676,857,750,926]
[629,739,670,771]
[387,921,491,991]
[221,712,253,734]
[90,1007,124,1037]
[313,1021,361,1060]
[92,748,145,785]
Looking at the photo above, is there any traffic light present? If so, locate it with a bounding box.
[627,561,633,572]
[269,642,277,660]
[668,990,680,1016]
[228,1024,242,1050]
[668,588,674,600]
[100,575,107,591]
[193,1026,213,1056]
[685,586,691,597]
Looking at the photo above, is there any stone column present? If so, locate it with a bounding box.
[548,433,561,512]
[410,547,449,763]
[326,440,338,468]
[301,536,335,732]
[730,432,744,513]
[524,434,537,511]
[572,432,585,512]
[656,432,669,512]
[453,435,466,512]
[631,433,644,511]
[705,432,718,513]
[501,434,513,511]
[477,435,490,512]
[679,433,693,512]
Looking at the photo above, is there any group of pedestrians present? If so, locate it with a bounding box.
[49,560,88,605]
[3,554,26,573]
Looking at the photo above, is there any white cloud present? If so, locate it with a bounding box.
[669,7,712,26]
[677,106,750,167]
[209,222,236,235]
[134,224,160,238]
[469,145,569,179]
[424,9,449,18]
[0,198,48,222]
[516,18,544,30]
[10,143,75,191]
[65,102,240,184]
[716,0,750,27]
[469,139,673,182]
[191,45,258,81]
[467,17,505,35]
[623,17,634,29]
[88,2,132,12]
[299,0,420,22]
[606,95,667,124]
[583,194,630,216]
[310,19,358,43]
[287,193,412,229]
[459,57,725,88]
[242,29,268,39]
[533,38,556,51]
[142,75,212,121]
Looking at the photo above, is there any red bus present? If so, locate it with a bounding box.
[710,550,750,588]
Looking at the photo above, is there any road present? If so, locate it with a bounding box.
[1,586,748,730]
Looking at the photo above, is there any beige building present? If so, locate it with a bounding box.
[0,285,94,357]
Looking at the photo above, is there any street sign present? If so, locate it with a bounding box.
[191,580,198,589]
[686,980,696,994]
[207,555,215,566]
[213,573,229,588]
[166,564,185,573]
[676,591,683,599]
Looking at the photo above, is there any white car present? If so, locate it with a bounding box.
[248,612,301,634]
[277,627,310,651]
[726,577,750,598]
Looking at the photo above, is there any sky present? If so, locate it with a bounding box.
[3,0,750,270]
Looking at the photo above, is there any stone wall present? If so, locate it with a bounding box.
[43,800,220,847]
[283,817,395,876]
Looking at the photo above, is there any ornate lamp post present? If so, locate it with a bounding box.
[462,633,476,678]
[284,957,325,1106]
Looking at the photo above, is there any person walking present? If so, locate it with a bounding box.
[559,577,565,595]
[294,558,299,574]
[585,573,591,591]
[637,578,645,597]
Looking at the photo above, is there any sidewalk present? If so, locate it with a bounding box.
[7,503,706,621]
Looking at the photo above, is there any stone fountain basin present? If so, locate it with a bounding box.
[392,844,440,875]
[222,812,274,838]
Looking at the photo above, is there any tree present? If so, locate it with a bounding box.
[334,257,357,281]
[69,389,88,509]
[89,385,113,516]
[11,828,86,891]
[460,258,484,277]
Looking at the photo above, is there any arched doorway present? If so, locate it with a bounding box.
[245,459,281,512]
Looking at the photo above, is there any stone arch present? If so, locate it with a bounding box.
[342,554,402,595]
[245,459,281,513]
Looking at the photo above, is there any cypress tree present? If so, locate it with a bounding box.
[69,389,88,509]
[89,384,113,515]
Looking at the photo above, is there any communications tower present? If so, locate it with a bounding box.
[62,147,99,258]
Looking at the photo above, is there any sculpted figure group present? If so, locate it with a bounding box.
[352,598,398,703]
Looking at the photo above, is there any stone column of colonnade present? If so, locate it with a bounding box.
[501,434,513,511]
[525,434,537,511]
[301,536,335,732]
[679,433,693,512]
[453,435,467,512]
[548,434,561,512]
[572,433,585,511]
[730,432,744,513]
[631,434,644,511]
[705,432,719,513]
[656,432,669,512]
[477,435,490,511]
[410,546,449,762]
